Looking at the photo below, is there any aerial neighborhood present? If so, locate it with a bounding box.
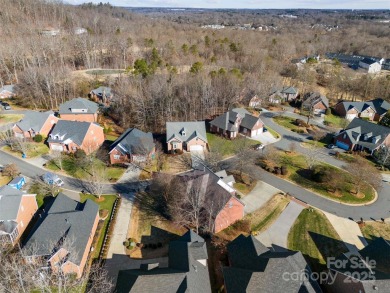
[0,2,390,293]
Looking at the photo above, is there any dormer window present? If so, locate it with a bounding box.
[181,128,186,136]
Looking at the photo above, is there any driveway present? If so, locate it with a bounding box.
[256,201,305,250]
[242,181,282,214]
[250,131,278,145]
[323,211,368,253]
[191,150,205,168]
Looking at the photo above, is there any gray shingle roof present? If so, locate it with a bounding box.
[47,120,94,146]
[115,230,211,293]
[360,58,378,65]
[15,111,55,132]
[23,193,99,265]
[110,128,155,156]
[210,108,263,131]
[166,121,208,144]
[302,93,329,109]
[0,85,15,93]
[329,237,390,292]
[0,185,25,221]
[59,97,99,115]
[282,86,298,95]
[339,118,390,151]
[224,235,321,293]
[91,86,112,97]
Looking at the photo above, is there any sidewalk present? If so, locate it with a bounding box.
[242,181,282,214]
[323,211,367,253]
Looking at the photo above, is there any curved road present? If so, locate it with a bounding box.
[257,111,390,220]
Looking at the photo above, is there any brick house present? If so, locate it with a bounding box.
[223,235,321,292]
[109,128,155,164]
[269,86,299,103]
[210,108,263,139]
[13,111,58,139]
[47,120,104,155]
[0,186,38,249]
[327,237,390,292]
[177,167,245,233]
[59,97,99,123]
[334,118,390,153]
[22,193,99,279]
[166,121,208,153]
[333,98,390,122]
[90,86,113,104]
[302,92,329,114]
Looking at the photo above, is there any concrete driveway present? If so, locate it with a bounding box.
[242,181,282,214]
[256,201,305,250]
[191,150,205,168]
[323,211,368,253]
[250,131,278,145]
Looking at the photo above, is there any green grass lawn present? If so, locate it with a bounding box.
[3,142,49,158]
[264,152,375,204]
[105,134,119,142]
[324,114,349,128]
[288,208,348,272]
[46,156,125,181]
[266,126,280,139]
[0,114,23,125]
[360,221,390,243]
[207,132,260,157]
[80,194,117,259]
[273,116,303,132]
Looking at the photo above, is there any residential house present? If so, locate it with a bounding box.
[327,237,390,293]
[0,85,16,99]
[333,98,390,121]
[47,120,104,155]
[13,111,58,139]
[302,92,329,114]
[109,128,155,164]
[269,86,299,103]
[22,193,99,279]
[248,94,262,108]
[334,118,390,153]
[210,108,263,139]
[177,167,244,233]
[166,121,208,153]
[59,97,99,123]
[358,58,382,74]
[0,186,37,249]
[115,230,211,293]
[90,86,113,104]
[223,234,322,293]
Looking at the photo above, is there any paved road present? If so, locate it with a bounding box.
[0,149,146,194]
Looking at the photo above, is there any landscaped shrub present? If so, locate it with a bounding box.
[325,108,331,115]
[33,134,43,142]
[74,149,86,159]
[281,165,288,175]
[231,219,251,233]
[295,119,306,127]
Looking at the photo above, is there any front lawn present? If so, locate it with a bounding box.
[3,143,49,158]
[288,208,348,272]
[207,133,260,157]
[80,194,117,259]
[0,114,23,125]
[266,126,280,139]
[360,221,390,243]
[261,151,375,204]
[273,115,304,132]
[0,174,11,185]
[324,113,348,129]
[46,155,125,181]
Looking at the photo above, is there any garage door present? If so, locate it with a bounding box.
[251,128,263,137]
[346,114,357,120]
[190,145,203,152]
[51,144,64,152]
[336,141,349,150]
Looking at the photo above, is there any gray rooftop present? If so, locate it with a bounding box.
[210,108,263,132]
[23,193,99,265]
[116,230,211,293]
[91,86,112,97]
[110,128,154,156]
[15,111,55,132]
[302,92,329,109]
[223,235,321,293]
[47,120,94,146]
[337,98,390,117]
[0,85,15,93]
[166,121,208,144]
[0,185,25,221]
[59,97,99,115]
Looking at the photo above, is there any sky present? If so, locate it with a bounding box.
[67,0,390,9]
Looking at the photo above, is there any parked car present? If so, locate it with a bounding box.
[254,144,265,150]
[42,172,64,187]
[2,102,11,110]
[263,127,268,132]
[327,144,337,149]
[8,176,26,190]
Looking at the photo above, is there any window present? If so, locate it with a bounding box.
[20,221,24,228]
[228,202,233,208]
[21,205,24,212]
[173,143,178,149]
[114,155,120,160]
[343,134,346,139]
